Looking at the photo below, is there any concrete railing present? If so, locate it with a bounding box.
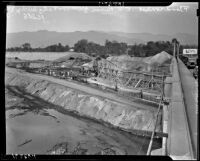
[167,57,194,160]
[177,58,198,159]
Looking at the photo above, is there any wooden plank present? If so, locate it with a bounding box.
[124,74,133,86]
[134,79,142,88]
[162,105,168,155]
[121,127,168,138]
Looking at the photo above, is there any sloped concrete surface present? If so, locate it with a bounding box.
[167,58,194,160]
[5,69,162,133]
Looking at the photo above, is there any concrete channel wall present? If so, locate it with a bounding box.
[177,58,198,159]
[167,57,194,160]
[5,71,162,135]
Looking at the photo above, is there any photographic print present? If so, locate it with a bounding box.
[5,2,198,160]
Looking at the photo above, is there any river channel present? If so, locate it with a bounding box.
[5,86,161,155]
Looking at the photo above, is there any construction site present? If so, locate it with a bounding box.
[6,50,172,102]
[5,42,198,158]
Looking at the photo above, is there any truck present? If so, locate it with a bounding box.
[179,55,189,66]
[193,66,198,79]
[183,49,198,69]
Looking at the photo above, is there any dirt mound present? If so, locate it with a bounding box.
[107,55,132,62]
[107,55,152,63]
[147,51,172,65]
[105,51,171,72]
[106,55,151,72]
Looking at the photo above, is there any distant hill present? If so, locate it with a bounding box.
[6,30,198,48]
[110,31,198,46]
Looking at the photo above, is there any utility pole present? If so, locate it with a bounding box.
[172,38,177,58]
[177,42,180,59]
[174,41,176,58]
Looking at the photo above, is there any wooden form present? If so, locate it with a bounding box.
[97,59,167,94]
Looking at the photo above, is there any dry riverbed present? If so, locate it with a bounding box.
[5,85,161,155]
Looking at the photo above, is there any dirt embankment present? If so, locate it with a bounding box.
[5,72,162,133]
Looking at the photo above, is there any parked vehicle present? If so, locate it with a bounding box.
[183,49,198,69]
[193,66,198,79]
[179,55,189,66]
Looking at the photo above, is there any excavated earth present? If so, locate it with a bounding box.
[5,72,162,132]
[5,69,162,154]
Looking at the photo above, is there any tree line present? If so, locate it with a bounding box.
[6,39,197,57]
[7,43,70,52]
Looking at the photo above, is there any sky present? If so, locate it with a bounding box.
[6,3,198,35]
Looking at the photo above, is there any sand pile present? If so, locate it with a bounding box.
[107,55,152,63]
[106,55,151,72]
[147,51,172,65]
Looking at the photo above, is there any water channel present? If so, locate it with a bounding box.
[6,86,161,155]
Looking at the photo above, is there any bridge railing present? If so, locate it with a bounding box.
[167,57,194,160]
[177,58,198,159]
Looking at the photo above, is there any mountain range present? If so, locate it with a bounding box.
[6,30,198,48]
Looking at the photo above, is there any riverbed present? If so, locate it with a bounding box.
[5,86,161,155]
